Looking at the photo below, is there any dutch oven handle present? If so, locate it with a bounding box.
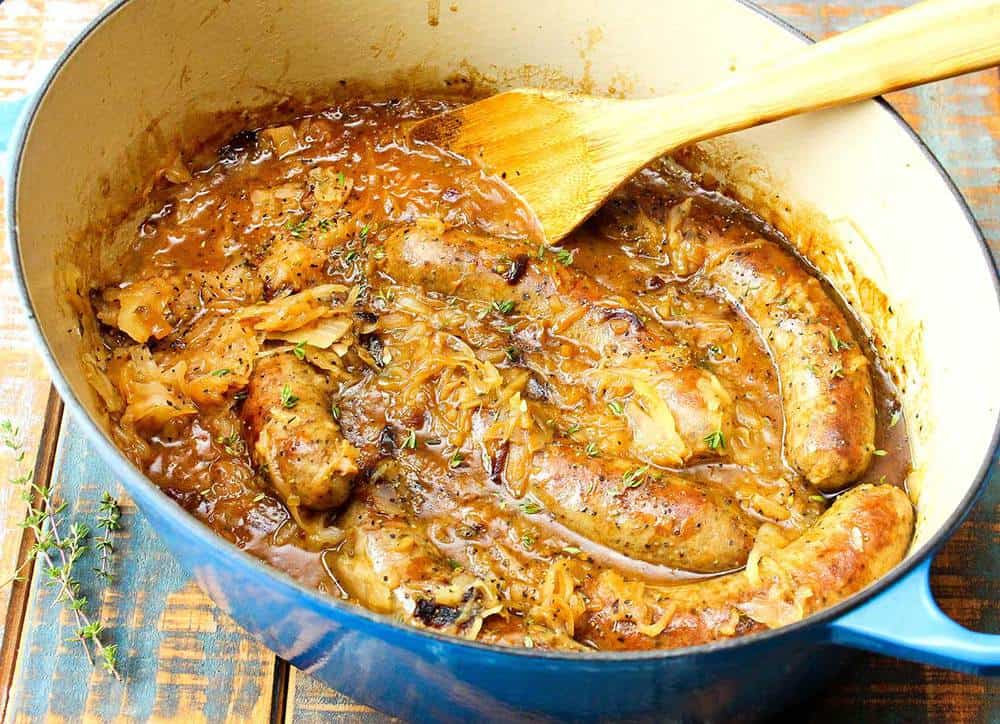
[828,555,999,675]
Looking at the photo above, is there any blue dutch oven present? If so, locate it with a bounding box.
[4,0,999,720]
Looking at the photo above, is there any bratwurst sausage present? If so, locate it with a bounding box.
[660,199,876,490]
[333,483,503,639]
[242,353,360,511]
[579,484,912,649]
[378,224,732,465]
[528,442,755,573]
[331,389,756,574]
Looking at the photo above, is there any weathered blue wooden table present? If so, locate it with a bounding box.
[0,1,995,721]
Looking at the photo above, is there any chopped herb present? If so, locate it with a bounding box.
[499,323,517,334]
[889,410,901,428]
[521,533,536,548]
[336,171,346,185]
[492,256,513,275]
[253,493,266,503]
[492,299,515,315]
[292,340,308,360]
[403,430,418,449]
[562,546,582,555]
[359,223,370,242]
[215,433,244,456]
[831,362,844,378]
[343,249,359,263]
[707,344,724,359]
[210,368,231,377]
[607,400,625,416]
[519,499,543,515]
[331,404,341,420]
[504,345,522,363]
[566,423,581,435]
[551,247,574,266]
[316,218,333,232]
[584,442,599,458]
[808,494,826,503]
[829,330,851,352]
[537,244,546,259]
[872,449,888,457]
[280,384,299,408]
[704,430,725,450]
[448,450,465,469]
[622,465,650,488]
[446,558,463,571]
[372,246,385,260]
[285,217,308,238]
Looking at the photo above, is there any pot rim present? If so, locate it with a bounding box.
[7,0,1000,664]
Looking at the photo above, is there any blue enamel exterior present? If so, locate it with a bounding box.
[3,0,998,718]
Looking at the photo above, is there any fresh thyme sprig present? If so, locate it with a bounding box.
[95,492,122,582]
[1,420,122,679]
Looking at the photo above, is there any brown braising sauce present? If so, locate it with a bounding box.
[83,97,913,651]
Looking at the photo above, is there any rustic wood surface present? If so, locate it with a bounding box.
[0,0,995,722]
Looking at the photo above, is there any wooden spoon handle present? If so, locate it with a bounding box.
[628,0,1000,158]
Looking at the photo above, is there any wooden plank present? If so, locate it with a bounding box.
[4,419,277,723]
[0,0,116,715]
[0,390,62,721]
[285,668,392,724]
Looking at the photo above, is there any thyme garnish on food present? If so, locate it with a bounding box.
[519,499,543,515]
[704,430,726,450]
[280,384,299,408]
[828,330,851,352]
[0,420,122,679]
[622,465,650,488]
[285,217,308,238]
[551,247,574,266]
[492,299,516,315]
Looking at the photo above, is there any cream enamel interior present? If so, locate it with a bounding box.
[13,0,1000,569]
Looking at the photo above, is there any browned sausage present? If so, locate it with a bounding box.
[379,225,732,464]
[657,199,876,490]
[527,443,755,573]
[242,353,360,510]
[579,484,912,649]
[332,482,503,639]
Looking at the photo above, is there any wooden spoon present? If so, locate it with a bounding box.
[411,0,1000,242]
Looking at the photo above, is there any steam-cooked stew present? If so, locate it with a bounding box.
[82,97,914,650]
